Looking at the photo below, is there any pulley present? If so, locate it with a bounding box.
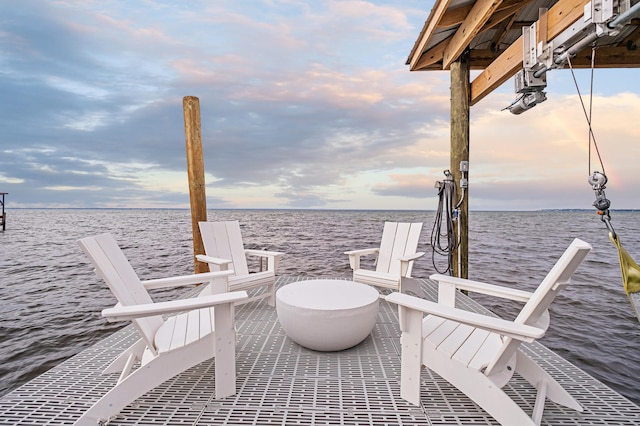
[588,171,616,238]
[588,171,610,210]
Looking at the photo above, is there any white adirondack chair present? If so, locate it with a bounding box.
[75,233,248,426]
[345,222,425,292]
[197,221,284,306]
[385,238,592,426]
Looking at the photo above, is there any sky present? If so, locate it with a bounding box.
[1,0,639,211]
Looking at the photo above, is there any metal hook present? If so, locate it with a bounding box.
[599,210,617,239]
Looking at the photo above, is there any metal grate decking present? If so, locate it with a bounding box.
[1,277,639,425]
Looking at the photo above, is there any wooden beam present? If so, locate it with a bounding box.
[570,45,640,67]
[470,37,521,105]
[413,47,503,71]
[469,49,503,68]
[443,0,505,69]
[409,0,453,70]
[470,0,591,105]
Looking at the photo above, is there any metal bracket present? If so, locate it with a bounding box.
[591,0,614,25]
[523,23,538,69]
[519,8,549,92]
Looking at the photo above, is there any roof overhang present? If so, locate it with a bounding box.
[408,0,640,105]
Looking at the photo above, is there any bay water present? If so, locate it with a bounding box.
[1,209,639,406]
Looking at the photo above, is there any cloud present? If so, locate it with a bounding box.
[466,89,640,209]
[1,1,638,210]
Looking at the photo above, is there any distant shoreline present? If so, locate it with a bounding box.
[4,207,640,212]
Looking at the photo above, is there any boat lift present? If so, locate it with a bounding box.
[506,0,640,114]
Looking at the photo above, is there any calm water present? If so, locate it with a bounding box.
[1,209,639,406]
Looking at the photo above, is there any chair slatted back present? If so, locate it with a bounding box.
[486,238,591,377]
[376,222,423,276]
[78,234,163,352]
[199,221,249,276]
[516,238,592,327]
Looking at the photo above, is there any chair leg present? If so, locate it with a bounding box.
[213,303,237,399]
[424,347,538,426]
[398,307,424,406]
[516,349,583,412]
[267,282,276,306]
[74,338,215,426]
[102,338,145,376]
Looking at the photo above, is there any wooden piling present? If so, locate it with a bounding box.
[0,193,6,231]
[450,52,470,279]
[183,97,209,274]
[0,192,6,231]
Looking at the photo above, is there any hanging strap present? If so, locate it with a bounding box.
[610,233,640,321]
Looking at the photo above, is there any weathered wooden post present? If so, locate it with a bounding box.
[450,52,470,279]
[183,96,209,274]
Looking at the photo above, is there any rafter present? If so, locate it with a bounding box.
[439,4,474,27]
[410,1,528,71]
[408,0,453,70]
[439,0,524,28]
[488,11,519,52]
[413,39,451,69]
[481,3,524,33]
[443,0,506,69]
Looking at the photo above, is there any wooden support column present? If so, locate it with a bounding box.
[183,96,209,274]
[450,51,470,279]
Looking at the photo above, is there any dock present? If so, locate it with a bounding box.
[1,276,639,425]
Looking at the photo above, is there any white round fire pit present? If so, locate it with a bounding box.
[276,279,379,351]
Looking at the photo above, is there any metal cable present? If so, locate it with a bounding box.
[566,52,606,175]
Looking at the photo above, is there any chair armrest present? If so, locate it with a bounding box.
[196,254,233,267]
[244,249,284,272]
[344,248,379,256]
[384,292,544,342]
[142,270,234,290]
[430,273,533,303]
[244,249,285,258]
[397,252,425,262]
[102,290,249,322]
[394,252,426,278]
[345,248,379,270]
